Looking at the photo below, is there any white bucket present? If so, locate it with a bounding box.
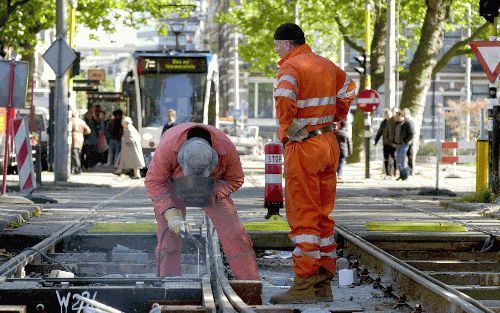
[338,269,354,286]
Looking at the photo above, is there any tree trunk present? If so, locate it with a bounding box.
[349,7,386,163]
[399,0,452,149]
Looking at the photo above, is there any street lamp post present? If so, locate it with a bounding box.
[170,22,184,51]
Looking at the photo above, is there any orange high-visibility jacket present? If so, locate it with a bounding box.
[274,44,356,143]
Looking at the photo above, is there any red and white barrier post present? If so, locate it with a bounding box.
[264,142,283,219]
[13,118,36,192]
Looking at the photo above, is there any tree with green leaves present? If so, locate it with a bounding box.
[218,0,490,161]
[0,0,197,66]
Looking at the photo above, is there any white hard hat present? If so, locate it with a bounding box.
[178,137,218,177]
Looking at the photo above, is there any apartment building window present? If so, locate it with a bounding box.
[472,84,489,101]
[248,82,274,118]
[442,29,462,66]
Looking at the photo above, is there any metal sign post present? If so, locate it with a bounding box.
[357,89,381,179]
[43,0,75,183]
[2,62,15,194]
[364,112,372,178]
[435,103,443,190]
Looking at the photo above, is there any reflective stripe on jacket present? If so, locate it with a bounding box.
[274,44,357,143]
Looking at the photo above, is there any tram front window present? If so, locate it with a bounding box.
[140,73,206,127]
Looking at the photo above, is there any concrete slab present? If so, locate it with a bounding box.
[0,195,33,205]
[0,212,23,225]
[0,208,32,220]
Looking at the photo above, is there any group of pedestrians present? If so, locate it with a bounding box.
[69,105,144,178]
[374,107,415,180]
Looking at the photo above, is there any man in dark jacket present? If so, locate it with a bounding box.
[336,120,351,178]
[403,108,415,175]
[375,109,396,177]
[107,109,123,167]
[393,111,414,180]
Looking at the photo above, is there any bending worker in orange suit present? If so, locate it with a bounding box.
[144,123,260,280]
[270,23,357,304]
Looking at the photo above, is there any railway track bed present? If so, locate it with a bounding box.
[0,182,498,313]
[1,224,497,312]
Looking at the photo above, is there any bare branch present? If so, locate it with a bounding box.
[334,17,365,53]
[432,22,489,77]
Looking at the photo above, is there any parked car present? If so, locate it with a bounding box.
[219,122,263,155]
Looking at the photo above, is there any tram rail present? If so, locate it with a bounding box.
[0,175,497,312]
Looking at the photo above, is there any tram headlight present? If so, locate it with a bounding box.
[142,132,153,141]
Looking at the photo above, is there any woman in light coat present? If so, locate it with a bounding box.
[69,111,91,174]
[115,116,145,179]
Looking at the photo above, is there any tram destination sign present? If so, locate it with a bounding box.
[138,57,207,74]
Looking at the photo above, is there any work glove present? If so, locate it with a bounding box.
[286,119,309,142]
[288,128,309,142]
[213,180,231,201]
[163,208,184,234]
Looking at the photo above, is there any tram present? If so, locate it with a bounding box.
[122,51,219,156]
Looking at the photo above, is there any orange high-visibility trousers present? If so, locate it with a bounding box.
[284,132,339,277]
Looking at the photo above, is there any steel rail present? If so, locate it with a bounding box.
[335,224,494,313]
[201,216,218,313]
[206,216,255,313]
[74,294,124,313]
[0,184,140,277]
[245,170,495,311]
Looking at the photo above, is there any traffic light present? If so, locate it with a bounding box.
[479,0,499,23]
[354,55,366,75]
[70,50,80,78]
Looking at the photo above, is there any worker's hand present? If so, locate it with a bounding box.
[163,208,184,234]
[213,180,231,201]
[288,128,309,142]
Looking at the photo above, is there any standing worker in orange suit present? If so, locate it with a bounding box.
[144,123,260,280]
[270,23,357,304]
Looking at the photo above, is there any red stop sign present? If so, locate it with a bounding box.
[357,89,381,113]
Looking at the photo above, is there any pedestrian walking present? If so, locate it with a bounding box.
[82,106,99,169]
[96,111,109,165]
[374,109,396,178]
[144,123,260,280]
[393,111,414,180]
[68,111,91,175]
[270,23,356,304]
[161,109,178,135]
[114,117,144,179]
[403,108,415,176]
[336,120,351,179]
[107,109,123,167]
